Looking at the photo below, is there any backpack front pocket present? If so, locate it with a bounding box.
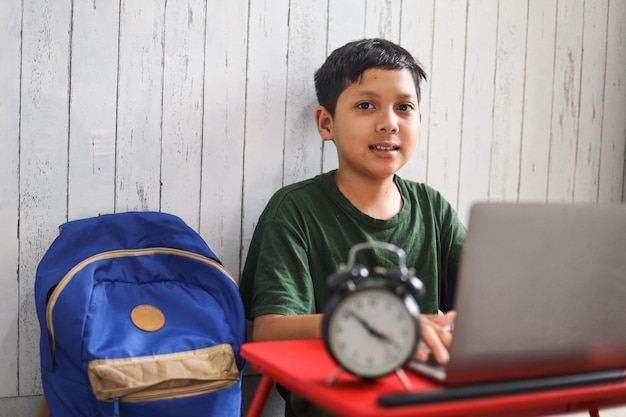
[88,344,239,402]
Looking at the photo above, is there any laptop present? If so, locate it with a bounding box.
[384,203,626,405]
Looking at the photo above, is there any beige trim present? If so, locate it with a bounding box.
[34,396,50,417]
[88,344,239,402]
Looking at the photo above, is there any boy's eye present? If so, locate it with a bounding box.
[357,102,374,110]
[397,103,414,112]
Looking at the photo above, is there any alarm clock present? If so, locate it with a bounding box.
[321,242,424,380]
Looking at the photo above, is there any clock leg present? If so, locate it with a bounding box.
[326,366,344,386]
[395,368,412,391]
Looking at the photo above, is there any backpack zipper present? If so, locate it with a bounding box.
[109,379,237,403]
[46,247,236,361]
[112,397,120,417]
[108,378,237,416]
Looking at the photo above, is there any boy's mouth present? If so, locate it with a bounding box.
[369,144,399,151]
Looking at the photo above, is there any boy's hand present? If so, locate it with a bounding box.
[415,310,456,365]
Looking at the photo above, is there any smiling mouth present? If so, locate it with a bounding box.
[369,144,399,151]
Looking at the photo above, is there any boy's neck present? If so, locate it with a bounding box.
[333,170,403,220]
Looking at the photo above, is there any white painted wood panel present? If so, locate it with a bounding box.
[283,0,327,185]
[489,1,528,203]
[18,0,72,396]
[427,0,467,207]
[574,0,608,203]
[241,0,290,260]
[0,0,22,398]
[115,0,166,212]
[199,0,249,273]
[364,0,400,41]
[548,0,584,202]
[68,0,119,220]
[160,0,206,228]
[457,0,498,224]
[327,0,366,51]
[519,0,557,202]
[599,0,626,203]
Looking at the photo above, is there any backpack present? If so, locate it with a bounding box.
[34,211,247,417]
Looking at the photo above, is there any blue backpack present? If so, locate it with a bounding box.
[35,212,246,417]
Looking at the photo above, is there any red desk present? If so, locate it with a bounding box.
[241,339,626,417]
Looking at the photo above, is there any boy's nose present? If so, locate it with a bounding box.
[376,110,399,133]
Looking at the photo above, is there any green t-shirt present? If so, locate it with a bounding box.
[240,170,466,319]
[240,170,467,417]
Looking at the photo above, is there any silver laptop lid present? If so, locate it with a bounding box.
[445,203,626,385]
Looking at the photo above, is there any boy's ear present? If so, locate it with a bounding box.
[315,105,334,141]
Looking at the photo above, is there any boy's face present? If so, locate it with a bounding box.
[316,68,421,181]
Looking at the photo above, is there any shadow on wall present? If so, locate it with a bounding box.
[242,371,285,417]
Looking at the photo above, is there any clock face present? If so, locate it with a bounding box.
[325,286,419,378]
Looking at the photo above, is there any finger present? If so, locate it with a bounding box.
[419,318,451,364]
[420,314,454,347]
[428,310,457,328]
[415,341,430,362]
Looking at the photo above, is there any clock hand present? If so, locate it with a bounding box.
[346,310,401,349]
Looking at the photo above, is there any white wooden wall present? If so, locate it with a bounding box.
[1,0,625,412]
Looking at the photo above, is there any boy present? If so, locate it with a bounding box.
[239,38,466,416]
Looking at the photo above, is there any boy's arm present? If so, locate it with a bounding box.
[251,312,455,366]
[251,314,323,341]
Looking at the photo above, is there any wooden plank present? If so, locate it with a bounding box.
[323,0,366,172]
[0,0,21,398]
[489,1,528,203]
[456,0,498,225]
[327,0,366,51]
[573,0,609,202]
[160,0,206,228]
[283,0,327,185]
[547,0,584,202]
[364,0,400,41]
[426,0,467,208]
[18,0,72,396]
[240,0,290,264]
[114,0,166,212]
[599,0,626,203]
[398,0,435,183]
[519,0,557,201]
[199,0,249,273]
[67,0,119,220]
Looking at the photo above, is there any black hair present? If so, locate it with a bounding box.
[314,38,427,116]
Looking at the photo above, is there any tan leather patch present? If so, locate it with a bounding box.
[88,344,239,401]
[130,304,165,332]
